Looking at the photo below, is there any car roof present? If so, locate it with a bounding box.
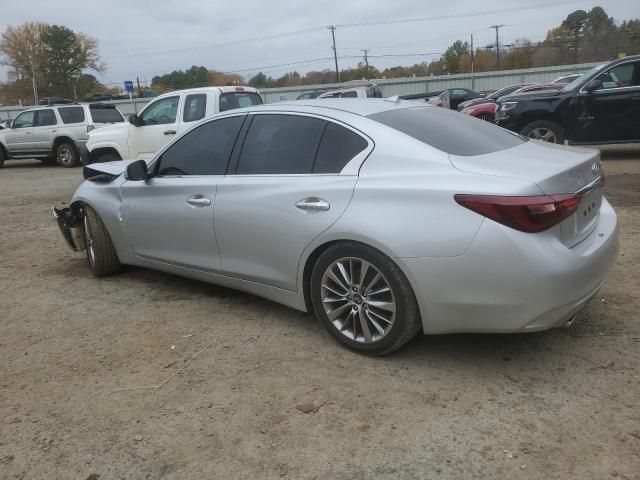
[245,98,432,117]
[154,86,260,99]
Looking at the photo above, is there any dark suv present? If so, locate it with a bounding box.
[495,55,640,144]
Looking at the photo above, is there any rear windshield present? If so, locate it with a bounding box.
[219,92,263,112]
[89,106,124,123]
[58,106,85,124]
[367,106,525,156]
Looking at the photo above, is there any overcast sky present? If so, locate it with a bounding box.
[1,0,638,87]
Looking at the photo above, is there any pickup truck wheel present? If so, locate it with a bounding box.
[83,205,122,276]
[95,152,120,163]
[56,142,80,167]
[521,120,565,144]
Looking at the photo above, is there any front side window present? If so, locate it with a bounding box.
[236,115,324,174]
[183,94,207,122]
[58,106,86,124]
[139,96,179,125]
[219,92,262,112]
[35,109,57,126]
[596,62,639,89]
[13,111,35,128]
[156,115,245,176]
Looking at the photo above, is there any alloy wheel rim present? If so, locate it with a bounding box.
[320,257,396,344]
[83,215,95,266]
[59,147,72,165]
[528,128,556,143]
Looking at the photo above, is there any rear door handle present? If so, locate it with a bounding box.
[186,194,211,208]
[164,130,177,135]
[295,197,330,212]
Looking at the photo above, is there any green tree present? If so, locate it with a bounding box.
[443,41,470,74]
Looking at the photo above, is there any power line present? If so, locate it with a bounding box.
[335,0,583,28]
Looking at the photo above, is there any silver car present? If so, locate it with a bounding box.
[54,99,619,355]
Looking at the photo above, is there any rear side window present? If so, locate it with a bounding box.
[183,93,207,122]
[157,115,245,176]
[341,91,358,98]
[314,123,368,173]
[89,106,124,123]
[36,109,56,126]
[219,92,262,112]
[368,107,524,156]
[236,115,324,174]
[58,106,85,124]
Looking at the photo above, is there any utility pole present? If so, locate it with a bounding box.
[490,25,505,70]
[470,34,475,90]
[361,49,370,78]
[328,25,340,83]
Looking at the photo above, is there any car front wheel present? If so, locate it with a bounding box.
[83,205,122,276]
[311,242,421,355]
[521,120,565,144]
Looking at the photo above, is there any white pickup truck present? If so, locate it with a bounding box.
[84,86,263,163]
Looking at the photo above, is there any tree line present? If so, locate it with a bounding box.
[1,6,639,104]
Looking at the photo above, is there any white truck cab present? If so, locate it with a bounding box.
[85,86,263,163]
[317,84,383,99]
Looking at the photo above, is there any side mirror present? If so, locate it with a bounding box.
[129,114,142,127]
[125,159,148,181]
[2,120,12,129]
[584,78,602,92]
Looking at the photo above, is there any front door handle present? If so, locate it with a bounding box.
[186,194,211,208]
[295,197,330,212]
[164,130,177,135]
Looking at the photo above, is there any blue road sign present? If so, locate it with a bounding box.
[124,80,134,93]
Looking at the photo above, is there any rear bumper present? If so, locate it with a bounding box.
[399,198,619,334]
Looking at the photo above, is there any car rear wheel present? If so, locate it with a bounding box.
[0,148,5,168]
[521,120,565,144]
[56,142,80,167]
[311,242,421,355]
[83,205,122,276]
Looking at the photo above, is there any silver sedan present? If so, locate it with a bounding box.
[54,99,619,355]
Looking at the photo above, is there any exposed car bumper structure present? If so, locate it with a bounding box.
[399,198,618,334]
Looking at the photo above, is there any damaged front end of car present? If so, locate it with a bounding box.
[53,203,86,252]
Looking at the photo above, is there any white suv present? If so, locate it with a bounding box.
[0,103,125,168]
[317,85,383,99]
[85,86,263,163]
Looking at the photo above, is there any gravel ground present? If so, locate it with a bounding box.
[0,146,639,480]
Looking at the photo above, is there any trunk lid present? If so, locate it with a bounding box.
[450,140,604,247]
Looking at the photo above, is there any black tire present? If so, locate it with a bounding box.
[83,205,122,276]
[521,120,565,144]
[56,142,80,167]
[0,147,5,168]
[95,152,120,163]
[310,242,421,355]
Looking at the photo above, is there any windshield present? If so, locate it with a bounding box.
[561,64,606,92]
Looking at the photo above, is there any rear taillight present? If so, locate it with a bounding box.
[87,125,95,133]
[454,194,582,233]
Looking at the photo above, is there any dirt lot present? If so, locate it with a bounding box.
[1,146,639,480]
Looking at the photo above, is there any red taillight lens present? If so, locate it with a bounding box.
[454,194,582,233]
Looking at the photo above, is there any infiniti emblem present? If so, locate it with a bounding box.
[592,162,602,176]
